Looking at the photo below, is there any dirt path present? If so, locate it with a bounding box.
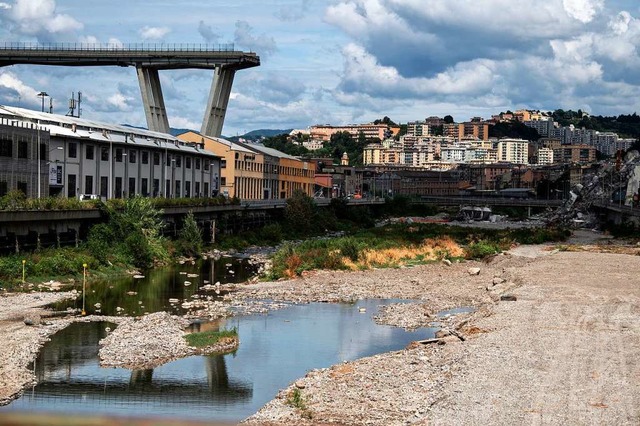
[428,251,640,425]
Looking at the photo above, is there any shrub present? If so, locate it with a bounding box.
[177,211,203,256]
[465,240,502,259]
[339,238,361,261]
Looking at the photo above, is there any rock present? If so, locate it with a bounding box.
[500,294,517,301]
[23,314,41,326]
[184,281,192,286]
[94,302,102,309]
[492,277,505,285]
[435,329,450,338]
[442,259,452,266]
[468,267,481,276]
[295,380,306,389]
[133,275,145,279]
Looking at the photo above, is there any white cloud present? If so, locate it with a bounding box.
[107,92,134,111]
[562,0,603,23]
[139,25,171,40]
[0,0,83,40]
[234,21,277,56]
[0,71,39,106]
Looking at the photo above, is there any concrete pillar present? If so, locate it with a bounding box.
[201,66,236,137]
[136,66,170,134]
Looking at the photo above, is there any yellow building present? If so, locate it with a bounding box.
[310,123,400,142]
[178,131,265,199]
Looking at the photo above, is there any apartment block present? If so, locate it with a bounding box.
[497,139,529,164]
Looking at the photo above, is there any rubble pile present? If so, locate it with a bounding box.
[548,150,640,227]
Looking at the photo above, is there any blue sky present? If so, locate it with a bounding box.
[1,0,640,135]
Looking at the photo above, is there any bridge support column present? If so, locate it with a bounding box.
[136,66,170,134]
[201,66,236,138]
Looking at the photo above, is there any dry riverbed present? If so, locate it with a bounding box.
[2,236,638,425]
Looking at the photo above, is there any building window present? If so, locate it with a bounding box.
[204,161,210,171]
[166,154,172,166]
[68,143,77,159]
[115,177,122,198]
[142,178,148,196]
[0,137,12,157]
[101,147,109,161]
[128,177,136,197]
[204,182,209,197]
[221,177,226,186]
[175,180,181,198]
[195,182,200,197]
[85,175,93,194]
[0,181,6,196]
[185,181,191,197]
[175,156,182,168]
[153,152,160,165]
[100,176,108,198]
[195,158,201,170]
[220,159,226,169]
[86,145,94,160]
[18,141,28,159]
[129,150,136,164]
[115,148,123,162]
[40,143,47,162]
[68,174,77,198]
[17,181,27,195]
[186,157,191,169]
[165,179,170,197]
[142,151,149,164]
[153,179,159,197]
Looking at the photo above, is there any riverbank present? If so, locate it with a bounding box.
[243,245,640,425]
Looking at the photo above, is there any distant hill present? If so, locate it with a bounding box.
[227,129,293,142]
[121,124,293,141]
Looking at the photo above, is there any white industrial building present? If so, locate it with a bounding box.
[0,106,220,199]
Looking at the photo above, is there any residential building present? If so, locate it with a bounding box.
[552,144,596,164]
[537,147,554,165]
[309,123,400,142]
[497,139,529,164]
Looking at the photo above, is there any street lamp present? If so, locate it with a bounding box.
[37,92,49,113]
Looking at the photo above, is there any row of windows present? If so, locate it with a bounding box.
[64,174,211,199]
[232,160,313,178]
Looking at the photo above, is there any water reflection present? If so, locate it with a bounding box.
[51,257,257,317]
[5,300,436,422]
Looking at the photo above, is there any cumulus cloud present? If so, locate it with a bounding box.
[0,0,82,41]
[0,70,39,107]
[234,21,277,56]
[321,0,640,117]
[563,0,604,23]
[139,26,171,40]
[198,21,220,44]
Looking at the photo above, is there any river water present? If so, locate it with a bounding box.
[1,258,445,423]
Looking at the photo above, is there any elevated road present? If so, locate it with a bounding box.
[0,42,259,70]
[415,196,563,208]
[0,42,260,136]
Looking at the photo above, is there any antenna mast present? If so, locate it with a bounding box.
[67,92,82,118]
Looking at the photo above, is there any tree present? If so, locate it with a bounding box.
[443,115,454,124]
[284,190,319,236]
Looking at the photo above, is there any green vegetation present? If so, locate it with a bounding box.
[287,388,307,410]
[185,328,238,348]
[0,193,236,212]
[176,211,203,256]
[489,121,541,141]
[266,224,570,279]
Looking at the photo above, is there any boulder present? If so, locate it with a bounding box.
[468,267,481,276]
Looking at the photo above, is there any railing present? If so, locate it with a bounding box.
[0,42,237,52]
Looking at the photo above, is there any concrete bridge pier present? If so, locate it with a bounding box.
[201,66,236,138]
[136,66,170,134]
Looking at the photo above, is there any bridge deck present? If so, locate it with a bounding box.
[0,43,260,70]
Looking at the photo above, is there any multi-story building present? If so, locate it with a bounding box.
[443,121,490,140]
[497,139,529,164]
[523,117,554,137]
[537,147,554,165]
[178,131,262,199]
[552,144,596,164]
[179,132,315,199]
[0,106,220,200]
[406,121,430,137]
[309,123,400,142]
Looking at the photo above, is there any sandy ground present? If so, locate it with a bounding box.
[245,245,640,425]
